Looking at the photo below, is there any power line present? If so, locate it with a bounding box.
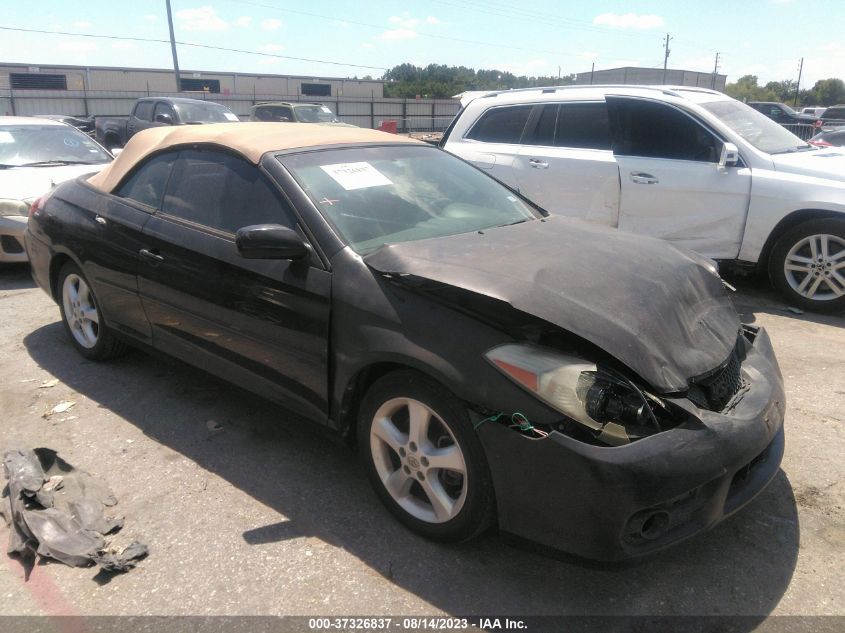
[0,25,388,71]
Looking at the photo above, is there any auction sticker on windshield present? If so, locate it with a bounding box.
[320,162,393,190]
[223,112,239,121]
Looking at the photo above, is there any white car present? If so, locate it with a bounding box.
[801,106,827,118]
[443,86,845,312]
[0,116,112,263]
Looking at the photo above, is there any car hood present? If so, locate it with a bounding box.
[770,147,845,180]
[365,215,740,393]
[0,163,109,202]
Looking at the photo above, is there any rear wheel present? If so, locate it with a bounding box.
[357,370,495,542]
[58,262,127,360]
[769,218,845,313]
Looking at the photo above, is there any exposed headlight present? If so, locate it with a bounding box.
[0,199,29,217]
[485,344,664,446]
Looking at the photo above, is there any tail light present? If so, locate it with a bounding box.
[29,196,44,218]
[809,139,832,147]
[814,120,823,128]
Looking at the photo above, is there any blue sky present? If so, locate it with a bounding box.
[1,1,841,86]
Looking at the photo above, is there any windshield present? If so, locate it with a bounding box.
[293,105,339,123]
[282,145,541,254]
[172,102,239,123]
[0,124,111,167]
[702,100,809,154]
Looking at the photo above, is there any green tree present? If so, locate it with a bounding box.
[725,75,777,102]
[811,78,845,106]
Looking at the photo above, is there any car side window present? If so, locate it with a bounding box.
[154,102,175,122]
[162,150,296,234]
[523,104,558,145]
[556,102,612,150]
[466,105,533,143]
[116,153,178,209]
[133,101,154,122]
[608,99,721,163]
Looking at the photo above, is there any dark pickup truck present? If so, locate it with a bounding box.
[95,97,239,150]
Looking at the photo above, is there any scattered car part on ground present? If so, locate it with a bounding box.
[249,102,356,127]
[0,116,111,263]
[26,122,785,560]
[443,85,845,313]
[95,97,240,151]
[1,448,148,575]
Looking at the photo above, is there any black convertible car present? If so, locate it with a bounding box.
[25,123,785,560]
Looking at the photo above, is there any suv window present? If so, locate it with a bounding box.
[608,99,721,162]
[824,107,845,119]
[162,150,295,233]
[557,102,612,149]
[133,101,154,121]
[254,105,293,122]
[116,153,177,209]
[466,105,533,143]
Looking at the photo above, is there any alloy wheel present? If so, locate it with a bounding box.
[62,273,100,349]
[783,233,845,301]
[369,397,468,524]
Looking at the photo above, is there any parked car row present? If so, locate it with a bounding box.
[24,122,785,562]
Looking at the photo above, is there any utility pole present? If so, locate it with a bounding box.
[165,0,181,92]
[662,33,672,84]
[711,52,720,90]
[794,57,804,107]
[590,62,595,85]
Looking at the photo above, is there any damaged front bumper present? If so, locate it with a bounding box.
[476,325,785,561]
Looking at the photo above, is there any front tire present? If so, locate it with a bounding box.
[769,218,845,313]
[357,370,495,542]
[58,262,127,360]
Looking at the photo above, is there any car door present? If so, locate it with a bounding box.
[137,148,331,421]
[127,100,154,141]
[455,104,534,188]
[606,96,752,259]
[514,102,620,225]
[84,152,179,343]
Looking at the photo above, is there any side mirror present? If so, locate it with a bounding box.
[155,113,173,125]
[236,224,310,260]
[719,142,740,168]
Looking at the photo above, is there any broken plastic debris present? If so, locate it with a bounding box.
[206,419,224,433]
[39,379,59,389]
[786,306,804,315]
[0,448,148,576]
[43,401,76,418]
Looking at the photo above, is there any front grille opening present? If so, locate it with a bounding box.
[687,339,748,412]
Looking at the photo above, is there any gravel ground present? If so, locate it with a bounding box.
[0,263,843,623]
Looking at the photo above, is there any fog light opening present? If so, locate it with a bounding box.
[640,511,670,540]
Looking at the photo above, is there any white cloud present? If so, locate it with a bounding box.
[72,21,92,29]
[175,6,228,32]
[361,42,375,49]
[234,16,252,27]
[111,41,135,50]
[389,15,420,29]
[144,14,157,22]
[376,28,418,41]
[496,59,552,77]
[593,12,664,30]
[332,20,350,28]
[260,18,283,30]
[260,43,284,52]
[425,16,441,25]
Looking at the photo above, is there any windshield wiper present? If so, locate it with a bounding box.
[14,160,103,167]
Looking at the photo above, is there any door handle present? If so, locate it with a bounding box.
[630,171,659,185]
[139,248,164,263]
[528,158,549,169]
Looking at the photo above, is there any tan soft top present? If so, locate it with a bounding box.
[88,122,421,192]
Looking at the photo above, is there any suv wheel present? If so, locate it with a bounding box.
[357,370,495,542]
[769,218,845,313]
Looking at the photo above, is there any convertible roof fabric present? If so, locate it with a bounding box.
[88,122,421,193]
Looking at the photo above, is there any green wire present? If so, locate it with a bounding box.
[474,411,535,431]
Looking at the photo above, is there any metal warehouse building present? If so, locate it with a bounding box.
[575,66,727,91]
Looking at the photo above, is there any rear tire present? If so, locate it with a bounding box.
[58,262,128,360]
[769,218,845,313]
[357,369,495,542]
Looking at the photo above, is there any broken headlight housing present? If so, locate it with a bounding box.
[485,343,665,446]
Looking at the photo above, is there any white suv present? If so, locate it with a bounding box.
[442,86,845,312]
